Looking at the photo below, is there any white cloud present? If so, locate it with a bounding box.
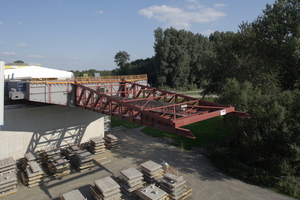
[17,21,23,25]
[201,29,215,35]
[68,57,78,60]
[0,21,3,25]
[0,52,17,55]
[138,4,226,29]
[15,43,27,47]
[214,3,227,7]
[61,40,70,43]
[27,55,43,58]
[0,41,3,44]
[96,10,104,14]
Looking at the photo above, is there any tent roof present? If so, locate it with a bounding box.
[4,66,73,79]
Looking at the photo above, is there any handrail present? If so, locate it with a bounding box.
[9,74,148,84]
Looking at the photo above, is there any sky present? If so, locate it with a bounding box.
[0,0,276,71]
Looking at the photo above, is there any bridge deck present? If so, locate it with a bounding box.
[74,81,249,139]
[5,74,249,138]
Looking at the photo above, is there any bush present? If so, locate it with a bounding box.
[209,147,300,199]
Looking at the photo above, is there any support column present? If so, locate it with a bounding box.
[0,61,4,126]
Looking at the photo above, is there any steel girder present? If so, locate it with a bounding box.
[74,81,249,139]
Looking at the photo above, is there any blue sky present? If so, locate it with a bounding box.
[0,0,276,71]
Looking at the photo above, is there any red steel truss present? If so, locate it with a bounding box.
[74,81,249,139]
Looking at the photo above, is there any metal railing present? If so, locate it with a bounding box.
[26,74,148,84]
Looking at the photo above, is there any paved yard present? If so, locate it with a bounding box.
[2,127,295,200]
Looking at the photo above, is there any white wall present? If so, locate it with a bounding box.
[0,104,104,160]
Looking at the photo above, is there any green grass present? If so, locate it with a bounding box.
[111,117,143,129]
[141,116,231,150]
[110,95,224,150]
[202,97,218,102]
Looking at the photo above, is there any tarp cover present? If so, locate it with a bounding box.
[4,66,74,80]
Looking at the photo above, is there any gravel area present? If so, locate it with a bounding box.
[1,126,295,200]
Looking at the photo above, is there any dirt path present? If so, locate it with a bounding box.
[111,127,295,200]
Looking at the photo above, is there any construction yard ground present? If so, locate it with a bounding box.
[1,126,296,200]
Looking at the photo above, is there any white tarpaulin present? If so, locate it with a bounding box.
[4,66,74,80]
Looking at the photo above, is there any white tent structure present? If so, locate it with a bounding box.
[4,66,74,80]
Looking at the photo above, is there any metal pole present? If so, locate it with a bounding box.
[0,61,4,126]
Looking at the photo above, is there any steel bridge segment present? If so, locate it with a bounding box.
[74,81,249,139]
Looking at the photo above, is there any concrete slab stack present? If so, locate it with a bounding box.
[160,173,192,200]
[62,143,80,160]
[0,157,17,198]
[90,176,122,200]
[119,167,144,196]
[104,134,120,149]
[24,152,41,163]
[23,161,45,187]
[38,148,61,164]
[140,160,164,184]
[60,189,86,200]
[46,155,70,179]
[72,150,94,172]
[138,184,169,200]
[17,151,41,171]
[89,136,106,154]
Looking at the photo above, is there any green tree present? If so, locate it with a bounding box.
[207,0,300,179]
[154,27,211,90]
[219,78,300,176]
[13,60,25,64]
[252,0,300,90]
[114,51,130,68]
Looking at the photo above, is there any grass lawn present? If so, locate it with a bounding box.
[111,116,143,129]
[141,116,231,150]
[110,96,227,150]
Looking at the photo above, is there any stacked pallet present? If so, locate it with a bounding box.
[62,144,80,160]
[119,167,144,196]
[140,160,164,183]
[160,173,192,200]
[24,152,41,163]
[47,155,70,179]
[72,150,94,172]
[60,189,86,200]
[0,157,17,198]
[89,137,106,154]
[19,152,38,171]
[138,184,169,200]
[38,148,61,164]
[104,134,120,149]
[90,176,121,200]
[23,161,45,187]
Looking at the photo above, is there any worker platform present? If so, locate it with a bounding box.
[5,74,248,139]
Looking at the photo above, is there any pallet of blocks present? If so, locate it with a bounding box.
[24,151,41,163]
[160,173,192,200]
[19,151,40,172]
[46,155,70,179]
[0,157,17,198]
[61,144,80,160]
[38,148,61,164]
[90,176,122,200]
[119,167,145,196]
[59,189,86,200]
[22,161,45,188]
[72,150,94,172]
[138,184,169,200]
[89,136,106,154]
[104,134,120,149]
[140,160,164,184]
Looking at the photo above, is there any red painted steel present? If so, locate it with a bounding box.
[74,81,249,139]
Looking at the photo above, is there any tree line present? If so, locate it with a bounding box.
[118,0,300,186]
[74,0,300,184]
